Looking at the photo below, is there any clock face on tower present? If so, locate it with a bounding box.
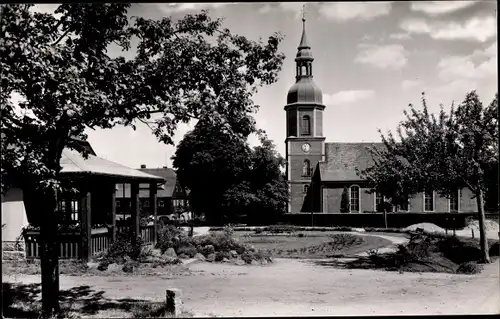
[301,143,311,153]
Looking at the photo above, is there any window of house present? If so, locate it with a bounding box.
[375,191,384,212]
[449,189,460,212]
[303,159,311,176]
[70,200,79,221]
[158,200,164,207]
[424,190,434,212]
[350,185,360,212]
[303,184,309,194]
[302,115,311,135]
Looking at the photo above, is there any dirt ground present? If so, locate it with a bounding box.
[4,232,499,317]
[5,256,499,317]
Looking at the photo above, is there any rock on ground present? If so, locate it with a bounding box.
[164,248,177,258]
[194,253,206,261]
[404,223,446,234]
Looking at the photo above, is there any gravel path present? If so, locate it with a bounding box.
[5,257,498,317]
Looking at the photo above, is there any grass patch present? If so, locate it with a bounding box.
[235,232,392,259]
[130,301,193,318]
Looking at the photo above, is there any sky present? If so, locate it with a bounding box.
[30,2,497,169]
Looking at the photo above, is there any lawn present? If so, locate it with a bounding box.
[233,231,394,258]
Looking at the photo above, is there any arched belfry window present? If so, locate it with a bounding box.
[302,115,311,135]
[303,159,311,176]
[301,65,307,76]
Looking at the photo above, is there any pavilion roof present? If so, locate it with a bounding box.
[60,149,165,182]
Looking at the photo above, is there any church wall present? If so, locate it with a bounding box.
[291,183,307,213]
[460,187,478,212]
[315,109,323,136]
[289,141,323,154]
[409,194,423,212]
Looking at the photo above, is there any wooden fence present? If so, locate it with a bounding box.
[23,224,155,259]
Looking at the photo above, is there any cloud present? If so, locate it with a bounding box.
[437,41,497,82]
[401,80,422,90]
[319,2,393,22]
[410,1,476,16]
[400,16,496,42]
[428,41,497,103]
[258,3,308,17]
[324,90,376,106]
[154,3,231,13]
[389,33,412,40]
[355,44,409,69]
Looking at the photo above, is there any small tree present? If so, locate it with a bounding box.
[340,186,350,213]
[361,91,498,263]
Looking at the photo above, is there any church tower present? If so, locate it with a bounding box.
[284,15,326,213]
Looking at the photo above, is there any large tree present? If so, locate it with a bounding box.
[172,123,288,225]
[0,4,284,316]
[360,91,498,263]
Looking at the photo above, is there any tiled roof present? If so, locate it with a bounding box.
[318,142,385,182]
[60,149,165,182]
[115,167,179,198]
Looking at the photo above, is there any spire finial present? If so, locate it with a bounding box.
[302,4,306,22]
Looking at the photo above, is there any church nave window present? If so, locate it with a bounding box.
[350,185,360,212]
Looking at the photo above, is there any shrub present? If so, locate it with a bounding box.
[101,230,144,266]
[155,225,186,254]
[456,261,483,274]
[215,251,231,261]
[176,245,197,258]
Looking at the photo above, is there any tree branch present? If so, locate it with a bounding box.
[52,29,70,46]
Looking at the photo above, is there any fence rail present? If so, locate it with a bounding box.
[116,224,155,244]
[23,224,157,259]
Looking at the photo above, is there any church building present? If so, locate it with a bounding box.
[284,17,478,215]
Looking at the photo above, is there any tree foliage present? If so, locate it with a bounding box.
[173,123,288,225]
[340,186,350,213]
[359,91,498,263]
[1,4,285,316]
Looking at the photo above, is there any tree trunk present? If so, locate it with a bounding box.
[39,187,60,317]
[383,210,388,229]
[476,189,491,263]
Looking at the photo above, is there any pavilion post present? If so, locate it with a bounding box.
[150,182,158,244]
[131,182,140,245]
[110,184,117,243]
[80,191,92,262]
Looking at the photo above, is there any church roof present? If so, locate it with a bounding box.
[319,143,385,182]
[287,78,323,104]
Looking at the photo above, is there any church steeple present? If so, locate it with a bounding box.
[295,8,314,80]
[298,16,310,50]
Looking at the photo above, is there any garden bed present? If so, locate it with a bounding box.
[325,232,500,275]
[234,231,393,259]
